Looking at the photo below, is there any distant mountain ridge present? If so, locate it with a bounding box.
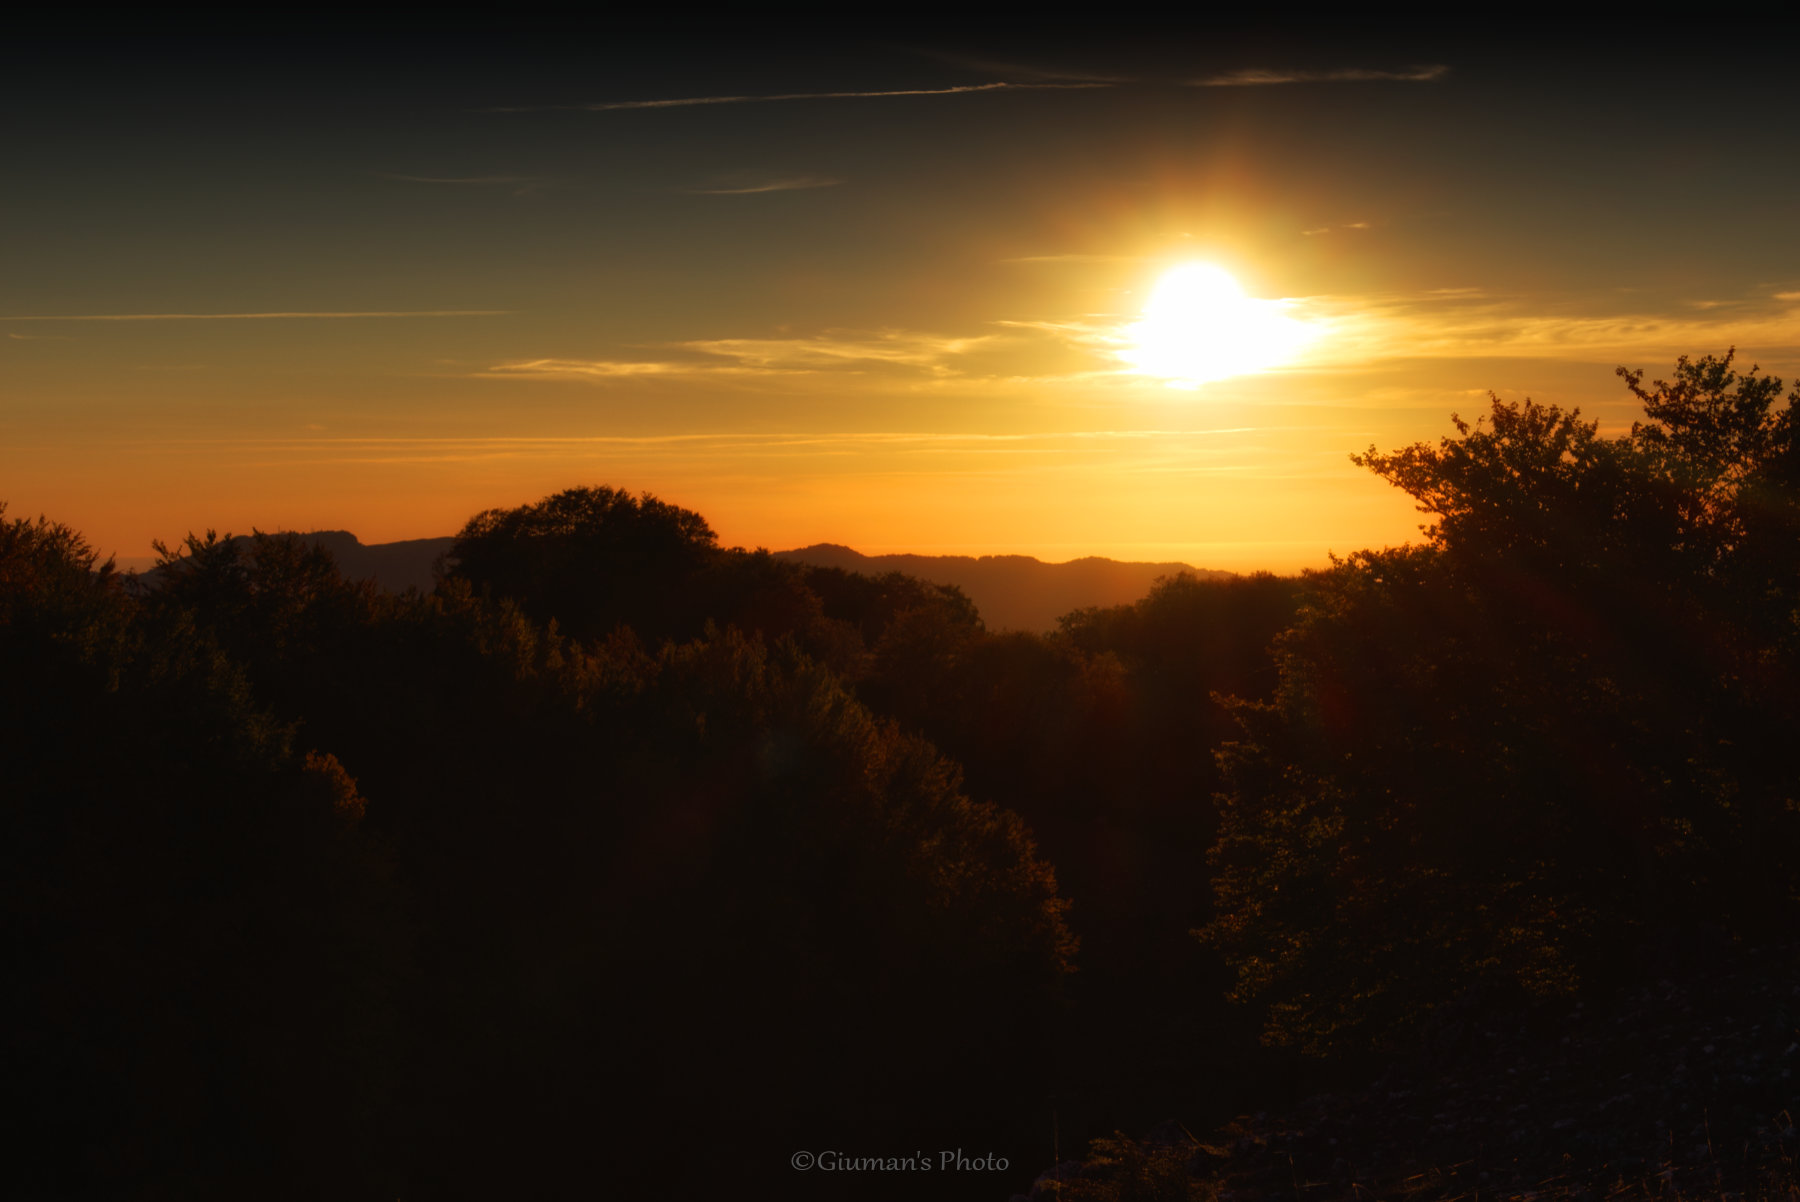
[299,531,457,594]
[140,531,457,595]
[772,543,1227,632]
[157,532,1223,632]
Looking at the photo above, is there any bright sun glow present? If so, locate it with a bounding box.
[1120,263,1316,388]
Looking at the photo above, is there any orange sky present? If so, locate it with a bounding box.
[6,34,1799,573]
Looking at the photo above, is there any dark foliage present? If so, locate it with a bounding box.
[1060,571,1304,707]
[799,560,984,656]
[1200,352,1800,1054]
[2,510,405,1200]
[130,522,1076,1197]
[446,485,1313,1147]
[29,352,1793,1198]
[848,567,1307,1140]
[449,485,721,644]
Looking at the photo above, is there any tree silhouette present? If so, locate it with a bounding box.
[3,508,405,1199]
[1200,353,1800,1054]
[448,484,722,643]
[130,512,1079,1196]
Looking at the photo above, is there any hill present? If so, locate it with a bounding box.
[773,544,1227,632]
[133,530,458,594]
[288,531,456,593]
[141,532,1224,632]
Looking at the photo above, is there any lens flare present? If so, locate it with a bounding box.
[1120,263,1315,387]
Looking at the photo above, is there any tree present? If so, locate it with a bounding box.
[447,485,883,666]
[3,508,406,1198]
[1621,351,1800,641]
[448,484,722,643]
[140,505,1078,1196]
[1199,353,1800,1054]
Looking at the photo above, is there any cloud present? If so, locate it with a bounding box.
[474,359,768,381]
[1195,65,1449,87]
[679,331,994,370]
[488,81,1109,113]
[1278,289,1800,366]
[130,428,1262,468]
[687,176,845,195]
[475,288,1800,402]
[2,310,509,321]
[1302,222,1372,236]
[995,284,1800,385]
[912,49,1135,85]
[515,289,1799,399]
[995,318,1112,337]
[476,331,1006,385]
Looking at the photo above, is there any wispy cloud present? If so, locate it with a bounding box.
[1301,221,1371,236]
[478,331,1001,384]
[1278,290,1800,365]
[998,285,1800,384]
[470,289,1800,402]
[914,50,1135,85]
[3,310,509,321]
[474,359,768,381]
[122,428,1263,468]
[7,331,73,340]
[1195,65,1449,87]
[679,331,994,370]
[686,175,845,195]
[995,318,1114,337]
[489,81,1109,113]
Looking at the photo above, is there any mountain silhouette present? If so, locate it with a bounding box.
[143,531,1221,631]
[772,543,1225,632]
[280,531,457,593]
[135,530,457,594]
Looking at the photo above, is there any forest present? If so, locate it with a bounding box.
[7,351,1800,1200]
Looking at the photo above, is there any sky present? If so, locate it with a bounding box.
[5,29,1800,572]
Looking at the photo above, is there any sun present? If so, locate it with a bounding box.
[1120,263,1316,388]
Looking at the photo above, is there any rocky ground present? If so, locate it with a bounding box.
[1018,939,1800,1201]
